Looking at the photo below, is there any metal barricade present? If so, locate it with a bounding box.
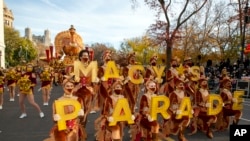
[236,79,250,98]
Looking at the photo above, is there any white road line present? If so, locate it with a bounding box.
[240,118,250,122]
[243,103,250,106]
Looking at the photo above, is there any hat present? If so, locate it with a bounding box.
[145,78,156,87]
[62,76,75,86]
[184,56,192,62]
[198,76,208,84]
[174,77,184,86]
[127,52,136,61]
[150,54,158,62]
[69,25,75,30]
[111,80,123,89]
[171,56,179,62]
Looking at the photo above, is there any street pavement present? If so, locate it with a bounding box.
[0,81,250,141]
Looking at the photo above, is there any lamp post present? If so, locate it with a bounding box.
[143,49,147,66]
[241,1,249,64]
[0,50,2,68]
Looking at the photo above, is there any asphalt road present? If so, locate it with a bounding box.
[0,81,250,141]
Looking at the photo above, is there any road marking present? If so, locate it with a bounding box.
[240,118,250,122]
[243,103,250,106]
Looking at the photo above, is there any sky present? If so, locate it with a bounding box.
[4,0,156,49]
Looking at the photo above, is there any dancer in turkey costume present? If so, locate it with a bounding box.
[45,78,86,141]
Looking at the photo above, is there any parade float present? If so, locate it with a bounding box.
[54,25,85,65]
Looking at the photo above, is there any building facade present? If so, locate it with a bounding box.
[3,1,13,28]
[0,0,6,68]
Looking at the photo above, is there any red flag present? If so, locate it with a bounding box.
[50,46,53,59]
[45,49,50,62]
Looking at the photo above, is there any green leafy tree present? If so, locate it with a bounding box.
[4,26,37,67]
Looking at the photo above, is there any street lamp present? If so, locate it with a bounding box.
[0,50,2,68]
[241,1,249,64]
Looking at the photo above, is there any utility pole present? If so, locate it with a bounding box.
[241,1,249,64]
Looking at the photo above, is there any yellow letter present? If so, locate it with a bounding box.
[190,66,200,81]
[55,99,81,131]
[129,65,144,84]
[150,95,170,120]
[74,60,98,82]
[207,94,223,116]
[232,91,244,110]
[153,66,165,83]
[103,61,120,81]
[176,97,193,119]
[109,98,134,126]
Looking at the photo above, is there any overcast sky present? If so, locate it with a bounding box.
[4,0,156,49]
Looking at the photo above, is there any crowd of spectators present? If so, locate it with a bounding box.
[205,58,250,79]
[204,58,250,92]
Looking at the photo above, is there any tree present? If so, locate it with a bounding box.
[133,0,208,68]
[4,26,38,67]
[121,36,162,65]
[89,43,116,66]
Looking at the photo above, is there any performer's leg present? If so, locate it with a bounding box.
[233,110,242,125]
[9,85,15,101]
[27,94,44,118]
[0,93,3,109]
[19,94,26,113]
[111,124,121,140]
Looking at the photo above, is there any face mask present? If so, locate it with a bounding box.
[114,89,122,94]
[67,89,73,93]
[151,62,156,66]
[27,68,33,72]
[172,64,177,68]
[202,84,208,88]
[64,82,74,92]
[178,86,184,90]
[149,88,156,92]
[82,58,88,62]
[187,62,193,66]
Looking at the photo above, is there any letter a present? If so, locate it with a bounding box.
[234,129,241,136]
[109,98,134,126]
